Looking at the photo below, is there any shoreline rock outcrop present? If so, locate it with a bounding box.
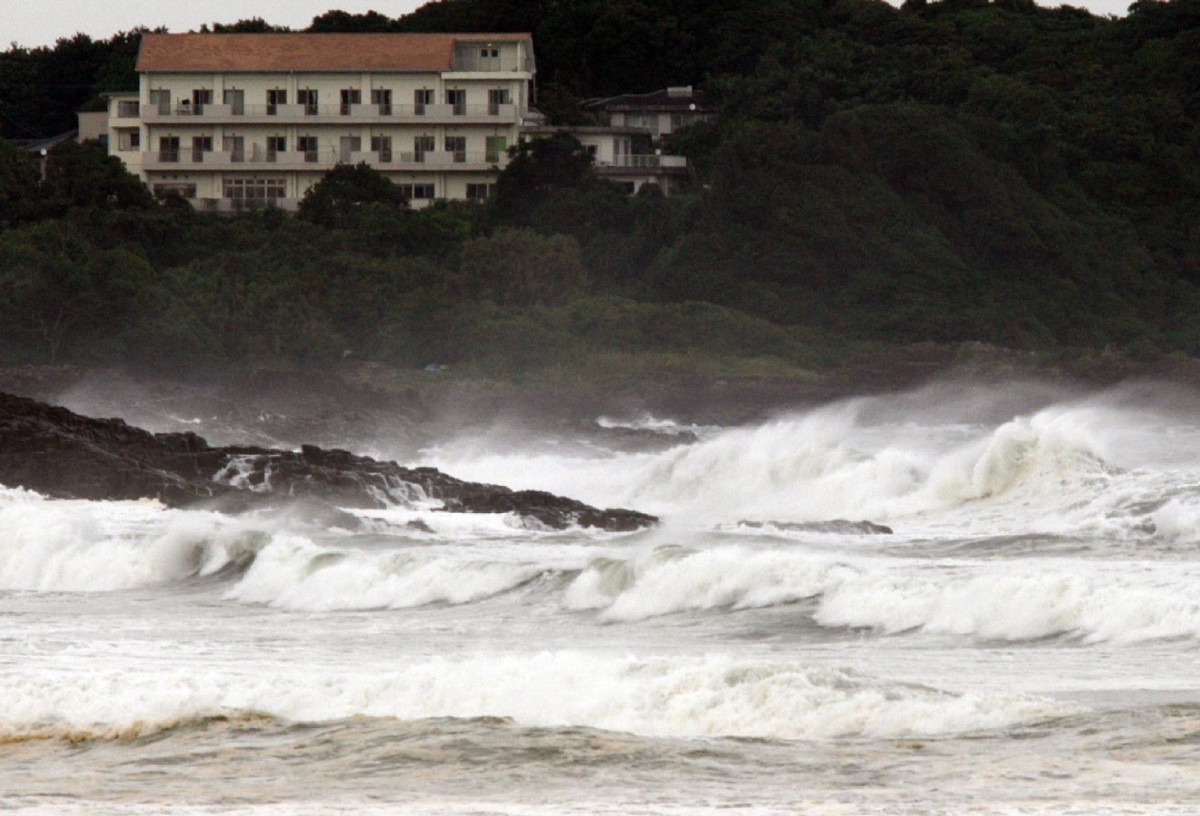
[0,392,655,532]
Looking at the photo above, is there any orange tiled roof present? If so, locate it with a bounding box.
[136,32,530,72]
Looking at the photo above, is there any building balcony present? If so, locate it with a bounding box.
[142,148,512,172]
[448,55,533,73]
[140,102,520,125]
[194,197,301,214]
[593,154,690,174]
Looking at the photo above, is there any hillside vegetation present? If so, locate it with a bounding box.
[1,0,1198,378]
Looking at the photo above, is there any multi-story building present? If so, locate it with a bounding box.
[105,32,535,211]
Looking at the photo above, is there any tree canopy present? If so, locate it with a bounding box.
[2,0,1199,373]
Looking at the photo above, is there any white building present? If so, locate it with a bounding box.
[582,86,712,139]
[105,32,535,211]
[521,125,690,195]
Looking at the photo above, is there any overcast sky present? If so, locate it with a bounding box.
[1,1,425,48]
[3,0,1133,49]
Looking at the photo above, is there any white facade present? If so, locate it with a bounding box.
[106,34,535,211]
[584,86,713,139]
[523,126,691,195]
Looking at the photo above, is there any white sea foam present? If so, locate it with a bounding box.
[0,491,261,592]
[225,535,545,610]
[0,652,1078,741]
[595,413,711,436]
[426,399,1200,560]
[565,545,1200,642]
[816,561,1200,643]
[1145,494,1200,543]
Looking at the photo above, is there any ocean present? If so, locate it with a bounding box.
[3,380,1199,814]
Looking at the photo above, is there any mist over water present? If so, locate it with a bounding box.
[5,378,1200,814]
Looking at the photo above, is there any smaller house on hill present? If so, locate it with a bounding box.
[522,124,690,195]
[581,86,712,139]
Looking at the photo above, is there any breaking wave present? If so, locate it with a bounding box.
[0,653,1079,741]
[226,536,546,611]
[565,545,1200,642]
[429,403,1149,531]
[0,489,264,592]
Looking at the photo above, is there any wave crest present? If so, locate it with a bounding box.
[0,655,1078,741]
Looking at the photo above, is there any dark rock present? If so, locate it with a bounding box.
[0,392,656,532]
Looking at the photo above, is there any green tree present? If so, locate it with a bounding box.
[460,228,586,306]
[0,139,42,227]
[0,222,153,362]
[297,162,409,227]
[42,140,154,213]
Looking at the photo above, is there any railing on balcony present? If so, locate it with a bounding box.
[140,102,518,120]
[596,154,690,170]
[449,55,530,72]
[142,148,511,171]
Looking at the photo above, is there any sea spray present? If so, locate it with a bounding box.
[0,491,265,592]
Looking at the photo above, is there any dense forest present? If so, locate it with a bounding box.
[1,0,1198,378]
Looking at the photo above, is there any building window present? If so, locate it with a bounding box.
[371,88,392,115]
[585,144,598,159]
[371,136,392,163]
[191,89,212,114]
[397,183,435,200]
[445,136,466,163]
[116,129,140,151]
[413,135,434,162]
[191,135,212,162]
[223,178,286,200]
[485,136,507,163]
[117,100,139,118]
[298,89,318,115]
[338,136,360,163]
[478,47,500,70]
[446,89,465,115]
[149,89,170,115]
[224,89,244,115]
[487,88,510,115]
[158,136,179,162]
[223,135,244,162]
[266,135,286,161]
[340,88,361,115]
[297,136,319,162]
[267,89,286,115]
[152,183,196,199]
[414,89,434,114]
[466,183,494,201]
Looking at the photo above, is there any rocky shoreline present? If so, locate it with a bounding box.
[0,391,655,532]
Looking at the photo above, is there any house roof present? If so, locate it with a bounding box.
[11,131,77,152]
[583,87,710,113]
[136,32,532,73]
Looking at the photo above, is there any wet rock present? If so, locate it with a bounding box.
[0,392,656,532]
